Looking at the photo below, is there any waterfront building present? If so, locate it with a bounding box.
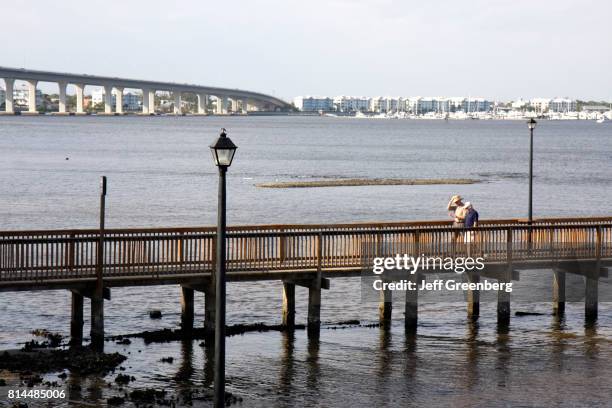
[333,96,370,112]
[512,98,528,110]
[549,98,577,113]
[582,105,610,113]
[464,98,491,112]
[405,97,446,114]
[122,92,141,111]
[369,96,402,113]
[91,88,141,111]
[12,85,43,110]
[530,98,551,114]
[293,96,334,112]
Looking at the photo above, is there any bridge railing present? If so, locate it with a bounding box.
[0,218,611,283]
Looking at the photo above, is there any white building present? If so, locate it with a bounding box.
[293,96,334,112]
[405,97,447,114]
[530,98,551,114]
[549,98,576,113]
[369,97,404,113]
[91,88,141,111]
[333,96,369,112]
[512,98,528,110]
[122,92,141,111]
[12,86,43,109]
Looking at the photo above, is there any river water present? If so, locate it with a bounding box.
[0,116,611,407]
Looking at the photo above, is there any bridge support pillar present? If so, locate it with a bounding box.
[70,291,84,346]
[241,100,248,114]
[379,278,392,327]
[197,94,208,114]
[466,272,480,319]
[142,88,154,114]
[180,286,194,332]
[75,84,84,114]
[204,281,216,331]
[104,85,113,114]
[497,271,511,326]
[174,92,181,115]
[58,81,67,113]
[585,270,598,322]
[90,294,104,350]
[282,282,295,328]
[115,87,123,114]
[4,77,14,113]
[405,273,418,332]
[215,96,227,114]
[307,278,321,335]
[27,80,38,113]
[553,269,566,316]
[230,98,238,113]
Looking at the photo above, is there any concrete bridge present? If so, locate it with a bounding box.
[1,216,610,346]
[0,66,292,115]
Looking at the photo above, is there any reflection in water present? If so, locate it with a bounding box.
[85,376,104,405]
[67,372,84,404]
[550,314,567,372]
[279,330,295,397]
[202,340,215,388]
[175,339,194,383]
[584,321,599,358]
[465,320,480,389]
[495,323,511,388]
[376,326,393,406]
[306,334,320,393]
[377,326,392,377]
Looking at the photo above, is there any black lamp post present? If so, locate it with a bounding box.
[527,118,537,224]
[209,128,237,408]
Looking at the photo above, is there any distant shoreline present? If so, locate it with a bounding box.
[256,178,478,188]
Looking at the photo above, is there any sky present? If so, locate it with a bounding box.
[1,0,611,101]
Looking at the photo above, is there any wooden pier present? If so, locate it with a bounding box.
[1,216,611,346]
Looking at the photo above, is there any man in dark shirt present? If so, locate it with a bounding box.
[464,202,479,228]
[463,202,479,256]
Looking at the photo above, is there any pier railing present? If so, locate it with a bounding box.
[0,217,611,284]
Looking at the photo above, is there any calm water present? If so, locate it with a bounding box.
[0,116,611,407]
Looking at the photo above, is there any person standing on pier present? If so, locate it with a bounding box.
[463,202,479,256]
[447,195,467,255]
[447,195,467,228]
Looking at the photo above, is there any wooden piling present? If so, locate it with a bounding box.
[90,295,104,348]
[379,278,392,326]
[70,291,84,346]
[586,226,602,322]
[497,287,511,326]
[405,273,418,331]
[552,269,566,316]
[308,234,323,335]
[498,231,512,326]
[585,270,598,321]
[204,281,216,331]
[180,286,195,332]
[308,278,322,333]
[282,281,296,328]
[466,272,480,319]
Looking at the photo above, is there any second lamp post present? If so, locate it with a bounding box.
[527,118,537,224]
[209,128,237,408]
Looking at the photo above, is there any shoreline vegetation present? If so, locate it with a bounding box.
[256,178,478,188]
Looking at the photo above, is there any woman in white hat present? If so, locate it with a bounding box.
[447,195,467,228]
